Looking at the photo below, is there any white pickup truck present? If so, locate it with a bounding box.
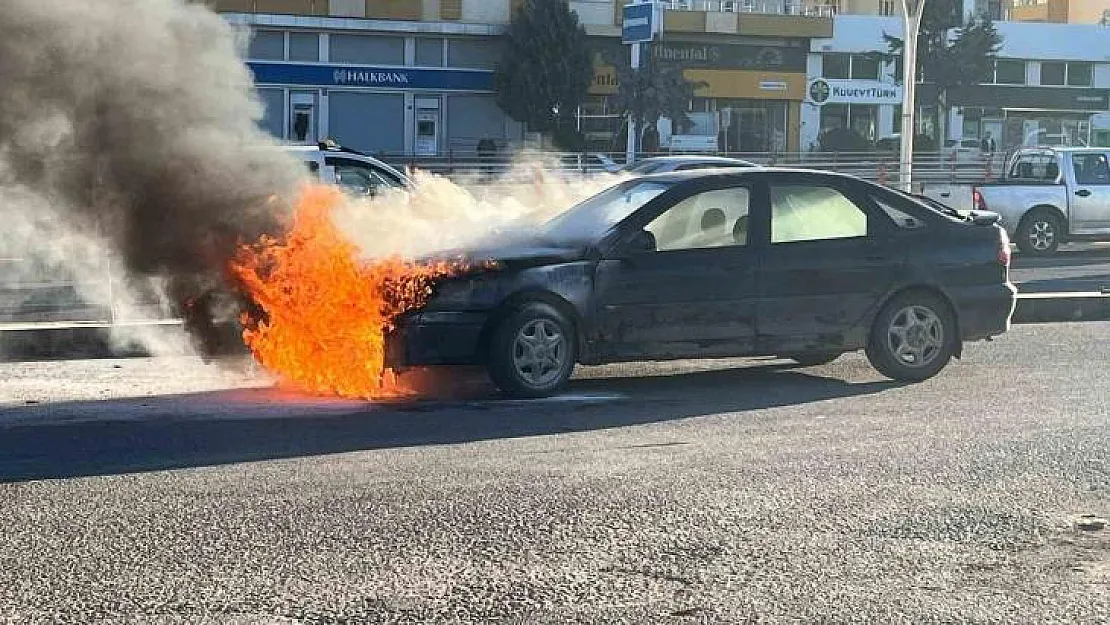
[972,147,1110,255]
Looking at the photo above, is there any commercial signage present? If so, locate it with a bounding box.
[622,2,657,44]
[947,85,1110,111]
[807,78,902,105]
[652,42,807,72]
[247,62,494,92]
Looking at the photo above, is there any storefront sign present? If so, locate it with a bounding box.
[947,85,1110,111]
[807,78,902,105]
[651,42,807,72]
[248,62,494,92]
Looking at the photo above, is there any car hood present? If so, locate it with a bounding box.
[434,242,591,271]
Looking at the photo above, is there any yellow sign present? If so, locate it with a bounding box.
[590,65,620,95]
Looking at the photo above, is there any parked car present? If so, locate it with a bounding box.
[558,153,622,174]
[620,155,760,175]
[971,147,1110,255]
[283,142,413,196]
[388,168,1017,398]
[941,138,984,165]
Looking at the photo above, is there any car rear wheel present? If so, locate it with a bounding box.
[1016,210,1062,256]
[785,352,841,367]
[865,292,957,382]
[487,303,576,398]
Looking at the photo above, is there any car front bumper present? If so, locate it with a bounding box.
[385,311,489,369]
[951,282,1018,341]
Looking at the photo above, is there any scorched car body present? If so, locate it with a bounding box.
[387,168,1018,398]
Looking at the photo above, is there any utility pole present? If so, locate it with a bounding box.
[899,0,926,192]
[622,1,659,165]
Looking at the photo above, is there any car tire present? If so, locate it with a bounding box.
[785,352,841,367]
[487,302,577,399]
[1016,210,1062,256]
[865,291,957,382]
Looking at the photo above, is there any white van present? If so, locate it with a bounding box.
[283,141,413,196]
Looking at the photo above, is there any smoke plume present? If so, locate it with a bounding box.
[0,0,304,355]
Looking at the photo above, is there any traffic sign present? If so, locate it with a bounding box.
[622,2,656,44]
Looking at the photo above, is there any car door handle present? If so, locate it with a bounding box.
[1076,189,1092,197]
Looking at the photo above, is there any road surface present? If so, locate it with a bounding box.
[0,323,1108,623]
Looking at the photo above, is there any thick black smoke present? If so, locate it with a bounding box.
[0,0,304,356]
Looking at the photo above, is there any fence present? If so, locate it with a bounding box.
[379,148,1006,187]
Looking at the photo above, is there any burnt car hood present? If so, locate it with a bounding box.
[423,229,594,270]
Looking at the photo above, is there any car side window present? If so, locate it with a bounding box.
[1073,153,1110,185]
[645,187,751,251]
[1009,154,1057,182]
[325,157,402,195]
[771,185,868,244]
[871,195,927,229]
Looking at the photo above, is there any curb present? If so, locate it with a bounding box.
[1012,292,1110,324]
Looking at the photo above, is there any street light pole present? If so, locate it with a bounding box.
[899,0,926,192]
[626,39,641,165]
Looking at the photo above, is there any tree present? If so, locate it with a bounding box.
[885,1,1001,142]
[607,48,706,151]
[493,0,592,148]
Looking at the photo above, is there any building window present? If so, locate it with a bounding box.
[288,32,319,62]
[1041,62,1066,86]
[879,0,896,15]
[1067,62,1092,87]
[994,59,1025,85]
[416,38,444,67]
[851,55,881,80]
[248,30,285,61]
[820,104,849,131]
[823,54,850,79]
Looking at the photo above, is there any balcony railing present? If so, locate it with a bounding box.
[661,0,838,17]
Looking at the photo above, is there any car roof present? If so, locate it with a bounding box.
[637,155,754,163]
[631,166,861,184]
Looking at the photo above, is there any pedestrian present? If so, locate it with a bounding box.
[980,131,996,155]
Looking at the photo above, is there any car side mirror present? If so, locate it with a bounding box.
[624,230,657,255]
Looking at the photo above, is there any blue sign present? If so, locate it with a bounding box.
[622,2,656,44]
[247,62,494,92]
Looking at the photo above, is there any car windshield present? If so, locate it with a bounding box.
[539,179,673,241]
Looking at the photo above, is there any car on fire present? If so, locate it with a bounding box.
[386,167,1018,398]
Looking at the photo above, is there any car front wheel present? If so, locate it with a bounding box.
[487,302,577,398]
[865,292,957,382]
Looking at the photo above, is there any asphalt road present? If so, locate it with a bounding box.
[1,323,1108,624]
[1011,243,1110,293]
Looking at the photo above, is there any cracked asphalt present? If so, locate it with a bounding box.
[0,322,1108,624]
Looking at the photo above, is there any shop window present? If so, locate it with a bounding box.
[820,104,849,130]
[447,39,502,70]
[850,55,881,80]
[995,59,1025,85]
[823,54,850,79]
[416,38,444,67]
[849,105,877,141]
[1067,62,1092,87]
[1040,62,1066,86]
[288,32,319,62]
[330,34,404,65]
[248,30,284,61]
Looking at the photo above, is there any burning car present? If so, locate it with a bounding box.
[387,168,1017,398]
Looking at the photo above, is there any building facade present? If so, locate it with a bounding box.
[803,15,1110,151]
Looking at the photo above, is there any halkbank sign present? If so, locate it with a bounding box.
[807,78,902,105]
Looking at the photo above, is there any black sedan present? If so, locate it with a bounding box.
[387,168,1017,398]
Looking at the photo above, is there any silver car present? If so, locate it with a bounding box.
[621,155,760,175]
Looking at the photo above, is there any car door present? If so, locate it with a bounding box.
[755,176,902,354]
[592,180,760,362]
[1068,151,1110,233]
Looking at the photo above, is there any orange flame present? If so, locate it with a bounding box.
[230,184,462,399]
